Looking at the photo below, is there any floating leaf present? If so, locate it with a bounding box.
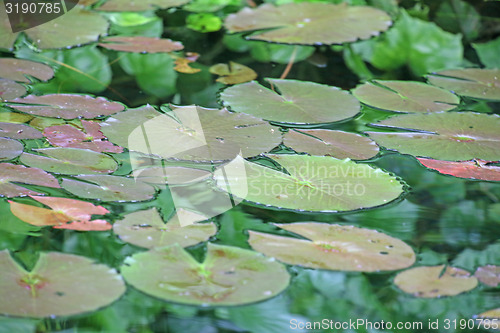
[209,62,257,85]
[0,109,33,124]
[283,129,379,160]
[417,158,500,181]
[0,138,23,161]
[0,163,60,197]
[220,78,360,125]
[352,80,459,113]
[61,175,156,202]
[214,154,405,212]
[474,265,500,287]
[20,148,118,175]
[0,251,125,317]
[428,69,500,101]
[43,121,123,153]
[394,265,478,298]
[121,243,290,306]
[0,79,26,101]
[367,112,500,161]
[174,57,201,74]
[249,223,415,272]
[0,59,54,83]
[135,166,211,186]
[479,308,500,319]
[101,105,282,162]
[99,36,184,53]
[0,122,42,139]
[98,0,190,11]
[7,94,125,119]
[113,208,216,249]
[224,3,391,45]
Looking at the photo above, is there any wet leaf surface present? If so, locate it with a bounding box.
[98,0,190,11]
[121,243,290,306]
[367,112,500,161]
[0,79,27,100]
[209,62,257,85]
[0,122,43,139]
[224,3,391,45]
[0,163,61,197]
[214,154,405,212]
[0,251,125,317]
[7,94,125,119]
[113,208,216,249]
[428,68,500,101]
[417,158,500,181]
[283,129,379,160]
[352,80,459,113]
[0,59,54,83]
[99,36,184,53]
[474,265,500,287]
[248,223,415,272]
[394,265,478,298]
[0,138,23,161]
[220,79,360,125]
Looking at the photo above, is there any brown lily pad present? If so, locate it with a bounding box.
[474,265,500,287]
[99,36,184,53]
[0,138,24,161]
[0,122,43,139]
[0,79,27,100]
[0,59,54,83]
[0,163,61,197]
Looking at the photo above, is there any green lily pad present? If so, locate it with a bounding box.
[283,129,379,160]
[113,208,216,249]
[394,265,478,298]
[20,148,118,175]
[248,223,415,272]
[220,79,360,126]
[0,163,61,197]
[0,250,125,318]
[0,122,43,139]
[474,265,500,287]
[209,62,257,85]
[0,110,33,124]
[427,69,500,101]
[121,243,290,306]
[224,3,391,45]
[0,59,54,83]
[135,166,211,186]
[101,105,282,162]
[367,112,500,161]
[98,0,190,11]
[352,80,459,113]
[214,154,405,212]
[0,138,23,161]
[0,79,26,101]
[7,94,125,119]
[61,175,156,202]
[99,36,184,53]
[417,158,500,181]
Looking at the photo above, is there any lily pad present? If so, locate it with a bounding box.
[220,78,360,126]
[0,79,26,101]
[101,105,282,162]
[224,3,391,45]
[43,121,123,153]
[20,148,118,175]
[474,265,500,287]
[427,68,500,101]
[352,80,459,113]
[0,59,54,83]
[0,122,43,139]
[394,265,478,298]
[0,250,125,318]
[0,138,24,161]
[0,163,61,197]
[98,0,190,11]
[99,36,184,53]
[214,154,405,212]
[479,308,500,319]
[134,166,211,186]
[248,223,415,272]
[61,175,156,202]
[7,94,125,119]
[283,129,379,160]
[367,112,500,161]
[120,243,290,306]
[417,158,500,181]
[209,62,257,85]
[113,208,216,249]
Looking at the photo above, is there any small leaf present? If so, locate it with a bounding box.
[0,79,26,101]
[99,36,184,53]
[474,265,500,287]
[417,158,500,181]
[0,59,54,83]
[0,138,23,161]
[0,163,60,197]
[174,57,201,74]
[209,62,257,85]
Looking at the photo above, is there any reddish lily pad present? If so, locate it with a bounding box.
[428,68,500,101]
[352,80,459,113]
[0,138,24,161]
[417,158,500,181]
[283,129,379,160]
[0,59,54,83]
[98,0,190,11]
[0,79,26,101]
[394,265,478,298]
[120,243,290,306]
[7,94,125,119]
[20,148,118,175]
[0,250,125,318]
[367,112,500,161]
[209,62,257,85]
[0,122,43,139]
[99,36,184,53]
[61,175,156,202]
[224,3,391,45]
[220,78,360,125]
[248,223,415,272]
[113,208,216,249]
[0,163,61,197]
[474,265,500,287]
[43,121,123,153]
